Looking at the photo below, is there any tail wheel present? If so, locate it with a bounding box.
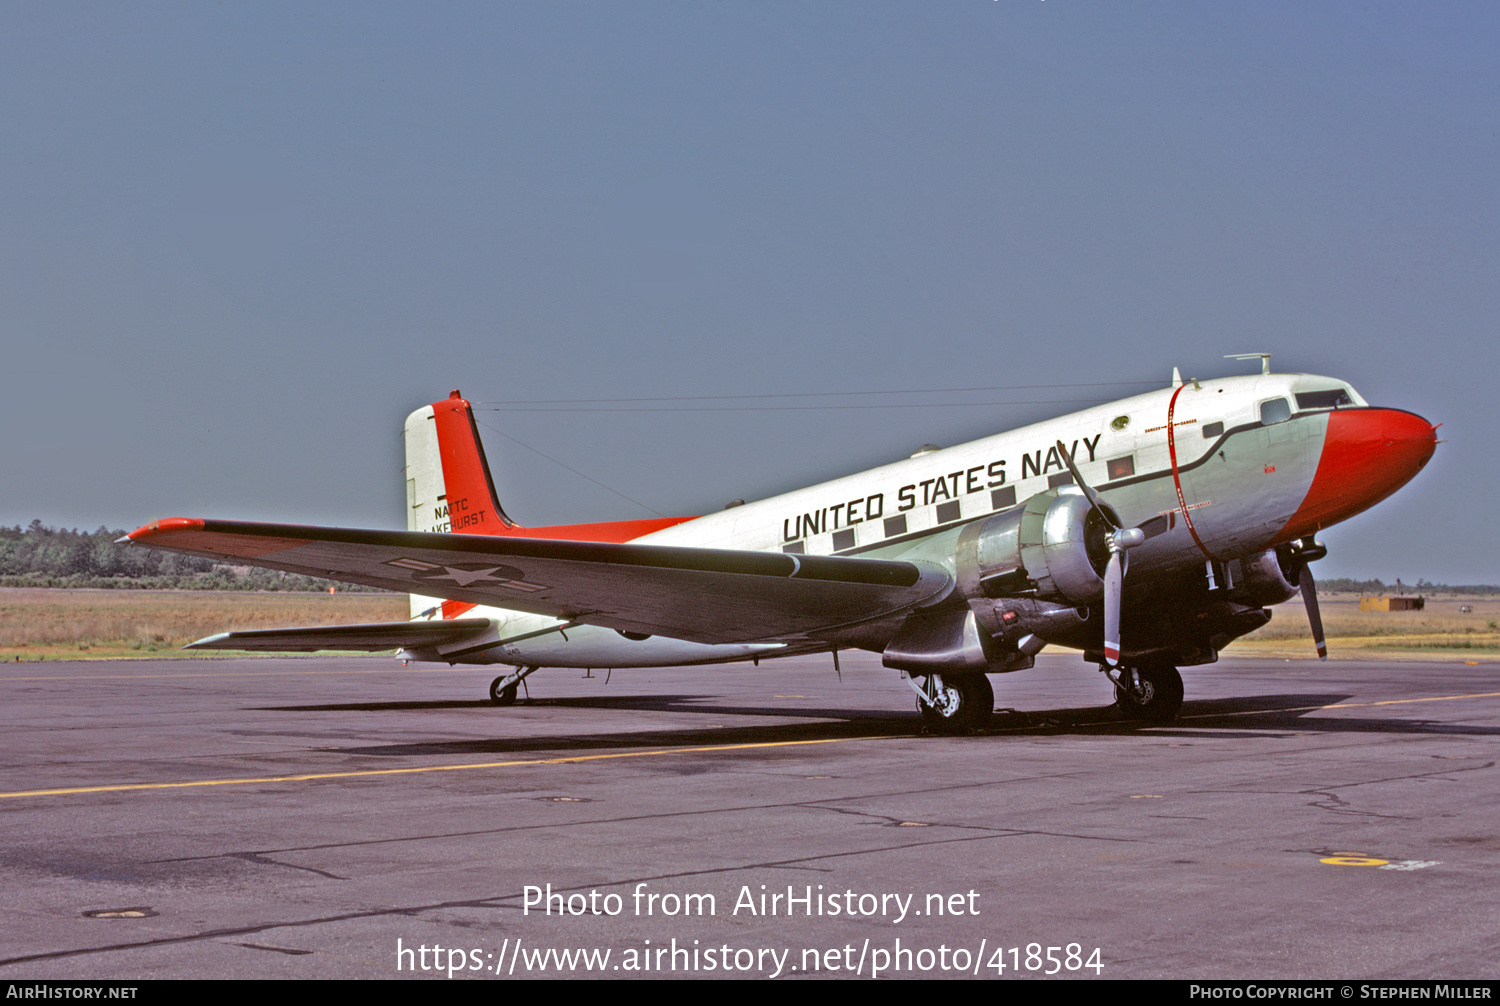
[489,677,518,706]
[1114,661,1183,722]
[918,673,994,733]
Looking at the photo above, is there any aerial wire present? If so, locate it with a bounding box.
[470,417,668,518]
[478,398,1116,412]
[467,380,1162,516]
[477,379,1162,406]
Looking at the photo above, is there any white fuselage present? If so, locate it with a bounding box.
[408,373,1359,668]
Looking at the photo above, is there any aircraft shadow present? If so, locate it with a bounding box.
[1168,693,1500,737]
[332,717,919,757]
[282,690,1500,759]
[257,694,903,717]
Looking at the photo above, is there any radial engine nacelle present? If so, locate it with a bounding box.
[883,490,1110,674]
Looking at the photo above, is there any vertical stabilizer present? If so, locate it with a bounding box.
[429,390,513,534]
[403,390,513,619]
[405,391,517,534]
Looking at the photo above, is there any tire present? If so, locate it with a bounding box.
[489,677,518,706]
[1114,662,1183,722]
[965,673,994,727]
[918,673,993,733]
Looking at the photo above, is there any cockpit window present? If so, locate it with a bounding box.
[1259,398,1291,425]
[1295,388,1353,410]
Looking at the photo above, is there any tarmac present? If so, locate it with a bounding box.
[1,649,1497,980]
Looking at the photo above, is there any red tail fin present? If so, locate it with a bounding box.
[422,391,697,542]
[431,391,514,534]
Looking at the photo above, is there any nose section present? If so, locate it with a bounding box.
[1277,408,1437,541]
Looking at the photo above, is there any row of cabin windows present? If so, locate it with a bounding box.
[781,484,1022,554]
[782,447,1153,555]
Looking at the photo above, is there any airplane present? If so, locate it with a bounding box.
[127,358,1437,730]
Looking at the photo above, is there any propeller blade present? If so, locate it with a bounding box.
[1054,439,1116,529]
[1057,439,1144,671]
[1103,549,1124,669]
[1099,529,1142,669]
[1299,564,1327,660]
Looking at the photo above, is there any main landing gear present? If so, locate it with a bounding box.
[489,666,539,706]
[910,672,994,733]
[1110,660,1183,723]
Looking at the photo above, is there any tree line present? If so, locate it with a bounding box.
[1310,577,1497,596]
[0,521,388,592]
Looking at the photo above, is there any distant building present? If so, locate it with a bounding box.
[1360,596,1425,612]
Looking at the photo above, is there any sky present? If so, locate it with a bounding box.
[1,2,1495,583]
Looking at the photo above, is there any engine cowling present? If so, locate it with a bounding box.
[953,489,1113,652]
[881,490,1125,673]
[955,490,1112,605]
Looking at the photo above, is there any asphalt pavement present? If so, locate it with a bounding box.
[2,650,1497,980]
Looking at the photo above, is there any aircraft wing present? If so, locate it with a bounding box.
[128,519,952,644]
[185,618,494,652]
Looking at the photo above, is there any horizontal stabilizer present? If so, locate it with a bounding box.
[186,618,493,652]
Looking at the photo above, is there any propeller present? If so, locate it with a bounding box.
[1285,536,1328,660]
[1056,440,1143,669]
[1102,525,1146,668]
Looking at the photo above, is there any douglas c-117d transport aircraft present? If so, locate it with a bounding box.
[129,361,1437,729]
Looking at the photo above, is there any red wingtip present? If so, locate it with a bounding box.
[127,517,207,541]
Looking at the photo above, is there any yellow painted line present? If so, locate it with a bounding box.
[0,736,881,801]
[1336,690,1500,708]
[0,667,463,682]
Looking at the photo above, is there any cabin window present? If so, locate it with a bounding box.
[935,501,962,524]
[1106,455,1134,480]
[884,515,907,537]
[782,542,805,554]
[1259,398,1292,425]
[1047,472,1074,488]
[831,528,856,551]
[991,486,1016,510]
[1295,388,1353,410]
[1202,421,1224,439]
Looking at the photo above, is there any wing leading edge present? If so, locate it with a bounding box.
[129,518,953,645]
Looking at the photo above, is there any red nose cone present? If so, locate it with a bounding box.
[1277,408,1436,542]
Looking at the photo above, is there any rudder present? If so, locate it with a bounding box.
[404,390,513,536]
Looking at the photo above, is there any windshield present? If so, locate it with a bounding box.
[1295,388,1353,410]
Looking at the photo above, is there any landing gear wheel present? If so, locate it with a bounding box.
[489,677,518,706]
[918,673,994,733]
[1113,661,1183,722]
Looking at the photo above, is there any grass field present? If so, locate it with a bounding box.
[2,589,1495,662]
[0,589,407,659]
[1226,594,1500,659]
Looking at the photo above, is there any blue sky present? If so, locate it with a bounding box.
[2,2,1495,582]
